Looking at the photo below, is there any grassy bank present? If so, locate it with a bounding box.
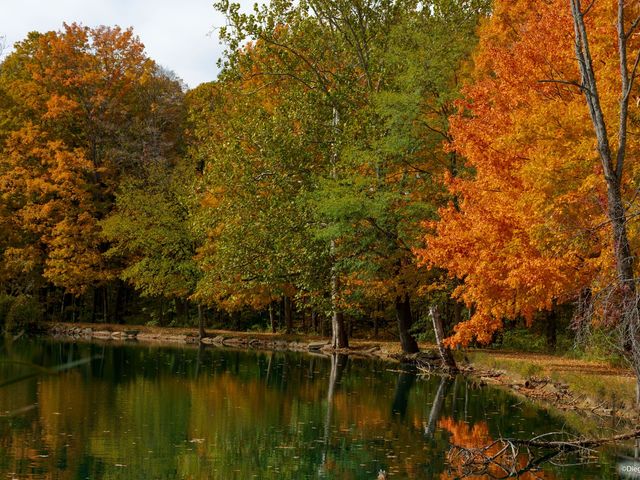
[464,350,638,428]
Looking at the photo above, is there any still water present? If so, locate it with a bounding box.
[0,339,631,479]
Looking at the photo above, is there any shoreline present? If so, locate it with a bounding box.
[39,321,639,427]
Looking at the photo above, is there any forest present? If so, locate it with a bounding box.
[2,0,640,381]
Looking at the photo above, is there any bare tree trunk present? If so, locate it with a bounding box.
[430,304,458,371]
[114,280,125,324]
[570,0,640,393]
[102,286,108,323]
[374,314,379,339]
[331,272,349,349]
[269,303,276,333]
[331,310,349,348]
[546,308,557,352]
[175,298,188,324]
[329,106,349,350]
[159,298,165,327]
[395,295,419,354]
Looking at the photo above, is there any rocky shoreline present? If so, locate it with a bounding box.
[44,322,404,359]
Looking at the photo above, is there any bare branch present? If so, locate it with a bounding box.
[582,0,596,16]
[537,78,592,94]
[626,15,640,40]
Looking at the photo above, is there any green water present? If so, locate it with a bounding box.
[0,339,631,479]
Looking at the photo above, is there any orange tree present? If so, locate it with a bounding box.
[0,24,184,318]
[418,0,640,347]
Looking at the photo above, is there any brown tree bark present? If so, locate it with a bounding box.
[283,295,293,334]
[395,295,419,354]
[330,273,349,349]
[546,308,557,352]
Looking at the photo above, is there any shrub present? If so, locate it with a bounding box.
[5,295,42,333]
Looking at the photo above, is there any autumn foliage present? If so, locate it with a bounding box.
[418,0,640,346]
[2,0,640,364]
[0,23,184,311]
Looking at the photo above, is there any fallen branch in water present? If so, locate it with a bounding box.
[447,430,640,478]
[512,429,640,449]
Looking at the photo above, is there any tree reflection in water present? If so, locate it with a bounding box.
[0,340,628,479]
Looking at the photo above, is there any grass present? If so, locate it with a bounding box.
[466,350,637,409]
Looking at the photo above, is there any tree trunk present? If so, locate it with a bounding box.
[39,288,48,322]
[430,304,458,371]
[395,295,419,354]
[159,298,165,327]
[546,308,557,352]
[198,304,206,340]
[330,273,349,349]
[114,281,125,324]
[374,314,379,339]
[328,105,348,350]
[453,300,462,325]
[102,286,108,323]
[571,0,639,391]
[269,303,276,333]
[284,295,293,333]
[231,310,241,330]
[331,311,349,349]
[175,298,188,324]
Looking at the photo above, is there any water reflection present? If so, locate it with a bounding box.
[0,339,628,479]
[391,369,415,420]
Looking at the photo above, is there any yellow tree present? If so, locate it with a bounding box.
[0,24,184,314]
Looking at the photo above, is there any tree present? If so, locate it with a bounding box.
[101,160,200,319]
[420,0,640,367]
[213,0,404,348]
[212,0,488,351]
[187,62,328,330]
[569,0,640,381]
[321,0,489,354]
[0,24,185,314]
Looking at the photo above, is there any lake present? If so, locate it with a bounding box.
[0,339,632,479]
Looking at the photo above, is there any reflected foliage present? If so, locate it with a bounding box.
[0,341,627,479]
